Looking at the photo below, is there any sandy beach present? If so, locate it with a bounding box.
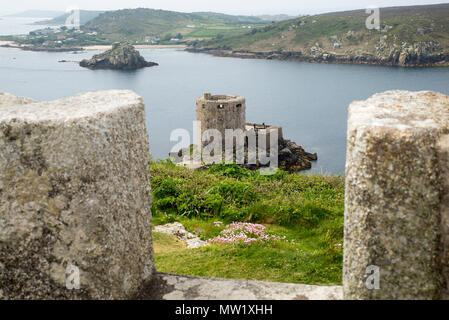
[0,41,15,46]
[82,44,187,51]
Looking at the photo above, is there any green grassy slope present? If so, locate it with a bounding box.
[81,8,269,42]
[150,161,344,285]
[199,4,449,64]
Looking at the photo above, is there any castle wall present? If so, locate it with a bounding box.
[246,123,284,142]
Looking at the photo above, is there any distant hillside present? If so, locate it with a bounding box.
[81,8,269,42]
[191,12,265,24]
[34,10,105,26]
[257,14,301,22]
[6,10,64,18]
[194,4,449,66]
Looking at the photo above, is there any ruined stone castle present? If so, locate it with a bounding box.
[196,92,285,151]
[188,92,312,171]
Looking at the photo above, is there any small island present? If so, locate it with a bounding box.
[79,42,158,70]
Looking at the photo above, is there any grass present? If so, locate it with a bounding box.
[185,25,263,40]
[151,160,345,285]
[152,232,186,254]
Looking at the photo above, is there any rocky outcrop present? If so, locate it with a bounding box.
[187,42,449,67]
[80,42,158,70]
[375,40,446,66]
[278,138,317,171]
[173,137,317,173]
[0,91,154,299]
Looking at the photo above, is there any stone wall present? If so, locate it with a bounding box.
[344,90,449,299]
[0,90,154,299]
[246,123,284,141]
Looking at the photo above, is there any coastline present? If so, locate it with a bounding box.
[2,40,447,67]
[82,44,187,51]
[186,47,449,68]
[0,41,187,52]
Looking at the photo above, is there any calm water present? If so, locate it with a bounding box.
[1,47,449,174]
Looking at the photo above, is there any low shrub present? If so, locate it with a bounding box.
[207,163,253,179]
[153,177,182,198]
[150,161,344,227]
[211,180,256,205]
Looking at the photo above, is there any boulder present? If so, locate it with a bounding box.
[80,42,158,70]
[0,90,154,299]
[278,138,317,171]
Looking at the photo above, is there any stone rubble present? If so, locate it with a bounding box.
[154,222,208,249]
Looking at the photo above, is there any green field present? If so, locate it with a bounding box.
[151,161,345,285]
[81,9,269,43]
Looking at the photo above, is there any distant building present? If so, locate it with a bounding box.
[57,35,66,40]
[170,38,180,43]
[187,24,196,28]
[145,36,160,44]
[42,41,56,47]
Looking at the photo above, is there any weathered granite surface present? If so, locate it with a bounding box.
[0,91,154,299]
[137,273,343,300]
[344,90,449,299]
[80,42,158,70]
[0,92,36,107]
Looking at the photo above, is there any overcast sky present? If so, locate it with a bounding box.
[1,0,447,16]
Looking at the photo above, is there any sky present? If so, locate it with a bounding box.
[1,0,447,16]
